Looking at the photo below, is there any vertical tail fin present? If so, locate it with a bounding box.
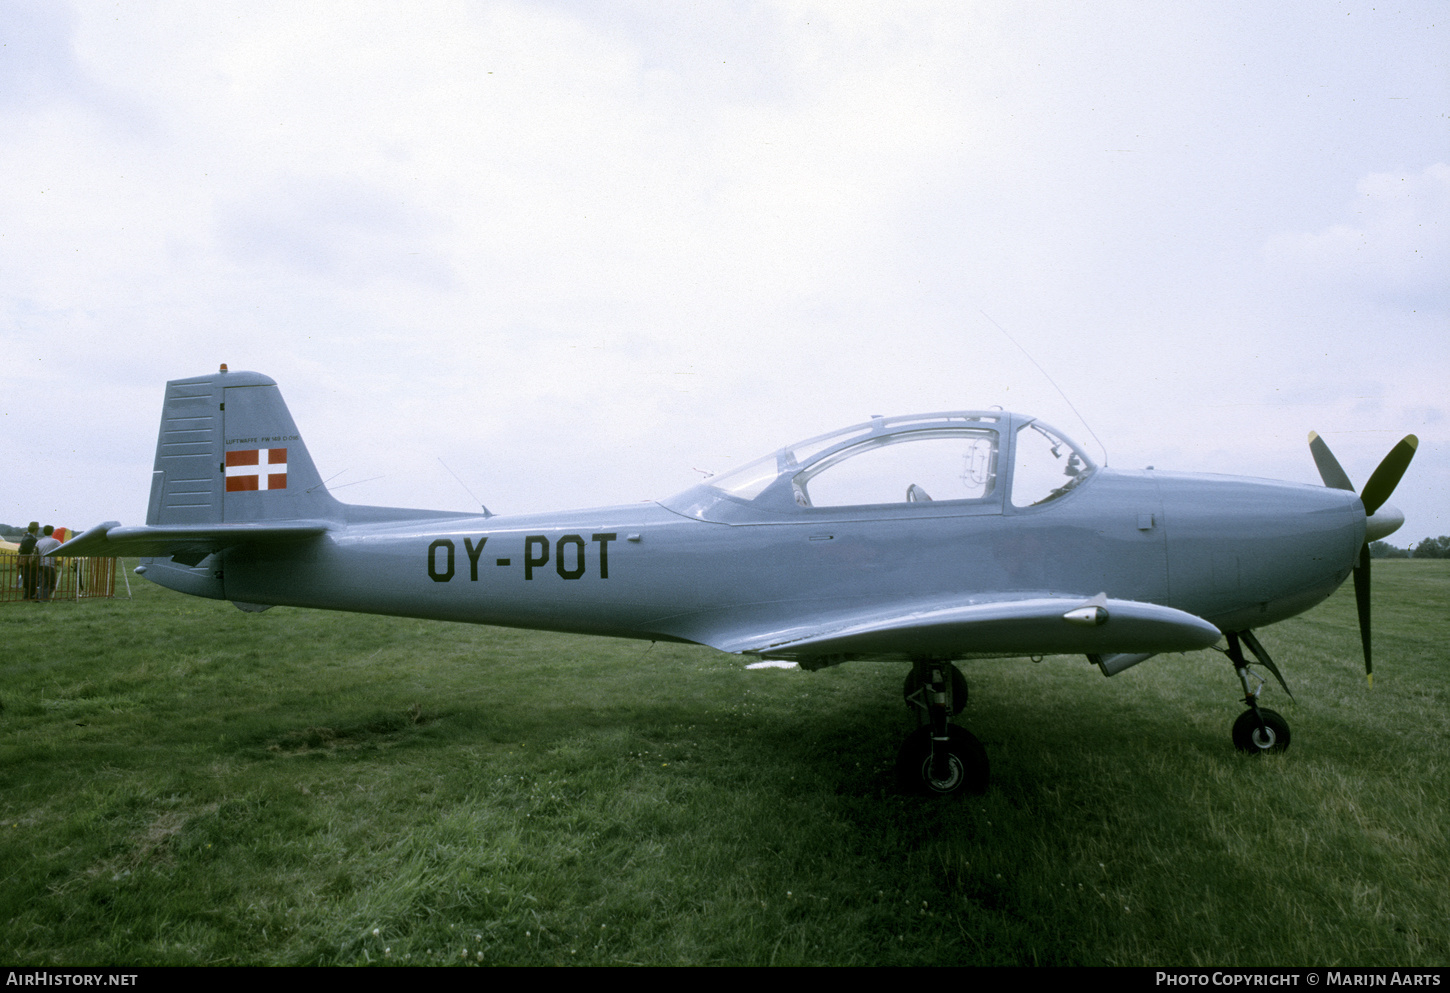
[72,366,470,603]
[147,368,342,526]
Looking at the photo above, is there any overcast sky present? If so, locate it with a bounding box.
[4,1,1445,544]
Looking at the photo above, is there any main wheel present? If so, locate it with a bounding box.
[1231,708,1291,753]
[896,725,989,795]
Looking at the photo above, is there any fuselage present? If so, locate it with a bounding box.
[126,382,1365,662]
[214,466,1365,659]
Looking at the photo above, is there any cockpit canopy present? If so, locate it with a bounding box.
[662,411,1096,523]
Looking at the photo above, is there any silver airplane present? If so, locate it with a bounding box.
[55,367,1417,795]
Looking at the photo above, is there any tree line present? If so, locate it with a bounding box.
[1371,536,1450,559]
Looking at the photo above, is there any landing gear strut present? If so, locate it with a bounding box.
[897,661,988,795]
[1225,631,1291,754]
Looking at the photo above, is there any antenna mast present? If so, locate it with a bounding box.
[980,310,1109,467]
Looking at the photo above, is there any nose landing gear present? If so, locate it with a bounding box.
[1225,631,1292,754]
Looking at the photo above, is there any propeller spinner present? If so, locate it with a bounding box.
[1307,431,1419,686]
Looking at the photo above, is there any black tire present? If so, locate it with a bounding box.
[1231,708,1291,754]
[896,725,989,795]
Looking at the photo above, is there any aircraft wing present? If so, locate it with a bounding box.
[709,593,1222,663]
[52,520,331,564]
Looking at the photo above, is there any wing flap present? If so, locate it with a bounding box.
[53,520,331,561]
[716,593,1220,662]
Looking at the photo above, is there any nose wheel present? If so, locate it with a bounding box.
[1232,707,1290,753]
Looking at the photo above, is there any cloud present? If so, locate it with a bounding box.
[0,1,79,109]
[1264,163,1450,306]
[1,2,1445,538]
[218,177,453,287]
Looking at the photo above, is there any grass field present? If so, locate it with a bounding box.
[2,560,1446,966]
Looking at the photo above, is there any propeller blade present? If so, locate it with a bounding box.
[1310,433,1415,686]
[1352,542,1373,687]
[1361,435,1419,516]
[1308,431,1355,491]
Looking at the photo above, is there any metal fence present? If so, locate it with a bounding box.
[1,554,118,603]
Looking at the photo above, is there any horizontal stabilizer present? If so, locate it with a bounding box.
[716,593,1221,662]
[53,519,330,563]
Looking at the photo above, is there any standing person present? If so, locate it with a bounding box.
[35,526,61,602]
[17,523,39,601]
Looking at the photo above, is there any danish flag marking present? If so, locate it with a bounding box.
[225,448,288,492]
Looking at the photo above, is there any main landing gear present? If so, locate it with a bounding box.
[897,661,988,795]
[1223,630,1292,754]
[892,634,1292,793]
